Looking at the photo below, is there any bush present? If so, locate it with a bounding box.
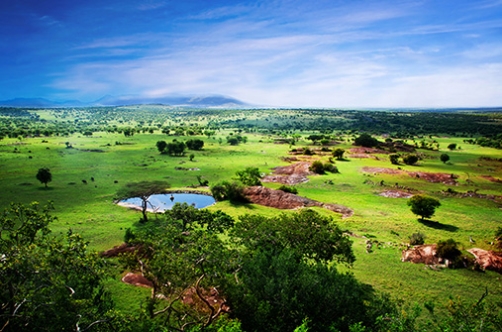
[409,232,425,245]
[437,238,462,267]
[309,160,325,174]
[323,163,339,173]
[389,154,400,165]
[403,154,419,165]
[278,185,298,194]
[210,181,248,203]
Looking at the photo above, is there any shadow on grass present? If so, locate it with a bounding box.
[37,186,55,191]
[229,201,256,210]
[418,218,458,232]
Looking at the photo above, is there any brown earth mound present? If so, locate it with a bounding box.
[481,175,502,183]
[122,272,153,288]
[243,186,353,218]
[401,244,442,265]
[362,167,458,185]
[468,248,502,274]
[101,243,138,257]
[262,161,313,185]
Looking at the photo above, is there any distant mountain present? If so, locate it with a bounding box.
[0,95,248,108]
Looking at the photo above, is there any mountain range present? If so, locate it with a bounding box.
[0,95,248,108]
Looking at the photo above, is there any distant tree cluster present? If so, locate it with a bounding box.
[156,140,186,156]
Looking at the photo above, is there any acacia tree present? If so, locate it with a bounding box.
[36,167,52,188]
[116,181,170,222]
[407,194,441,220]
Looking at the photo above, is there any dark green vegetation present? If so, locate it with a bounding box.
[1,106,502,331]
[407,194,441,220]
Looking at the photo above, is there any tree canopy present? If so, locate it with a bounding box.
[407,194,441,220]
[36,167,52,188]
[116,181,170,222]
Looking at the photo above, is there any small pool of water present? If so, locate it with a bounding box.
[119,193,215,212]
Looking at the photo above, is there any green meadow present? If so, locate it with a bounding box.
[1,107,502,316]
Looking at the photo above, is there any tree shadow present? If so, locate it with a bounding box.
[417,219,458,232]
[37,186,55,191]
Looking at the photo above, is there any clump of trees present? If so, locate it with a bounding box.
[403,154,419,165]
[0,202,119,331]
[186,138,204,150]
[354,133,379,148]
[156,140,186,156]
[407,194,441,220]
[227,135,247,145]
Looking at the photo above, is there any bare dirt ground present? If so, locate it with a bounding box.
[122,272,153,288]
[262,161,313,185]
[349,147,387,159]
[243,186,353,218]
[362,166,458,185]
[379,190,414,198]
[481,175,502,183]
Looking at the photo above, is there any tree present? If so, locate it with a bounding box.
[225,210,392,332]
[186,138,204,151]
[236,167,262,186]
[354,133,379,148]
[440,153,450,164]
[447,143,457,151]
[403,154,419,165]
[166,140,186,156]
[332,148,345,160]
[119,211,236,331]
[407,194,441,220]
[389,154,400,165]
[210,181,248,203]
[36,167,52,188]
[0,202,119,331]
[156,140,167,154]
[116,181,170,222]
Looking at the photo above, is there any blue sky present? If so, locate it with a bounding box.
[1,0,502,107]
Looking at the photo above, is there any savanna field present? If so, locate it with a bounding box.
[1,106,502,331]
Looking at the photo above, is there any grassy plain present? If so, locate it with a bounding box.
[1,107,501,316]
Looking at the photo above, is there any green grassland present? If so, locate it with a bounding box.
[1,107,502,316]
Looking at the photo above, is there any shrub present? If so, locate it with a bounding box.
[437,238,462,267]
[389,154,400,165]
[354,133,379,148]
[278,185,298,194]
[323,163,339,173]
[403,154,419,165]
[309,160,325,174]
[409,232,425,245]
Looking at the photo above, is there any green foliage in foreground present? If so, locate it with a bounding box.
[0,202,121,331]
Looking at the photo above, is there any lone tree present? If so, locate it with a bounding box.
[116,181,170,222]
[440,153,450,164]
[407,194,441,220]
[236,167,262,186]
[36,167,52,188]
[447,143,457,151]
[332,148,345,160]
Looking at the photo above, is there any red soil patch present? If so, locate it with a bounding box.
[262,161,313,185]
[243,186,353,218]
[349,147,388,155]
[468,248,502,274]
[480,175,502,183]
[361,167,403,175]
[122,272,153,288]
[362,167,458,185]
[100,243,138,257]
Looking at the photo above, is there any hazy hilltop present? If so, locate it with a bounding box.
[0,94,248,108]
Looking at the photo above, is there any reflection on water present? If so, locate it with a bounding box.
[119,193,215,212]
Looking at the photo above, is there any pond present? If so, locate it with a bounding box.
[118,193,216,212]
